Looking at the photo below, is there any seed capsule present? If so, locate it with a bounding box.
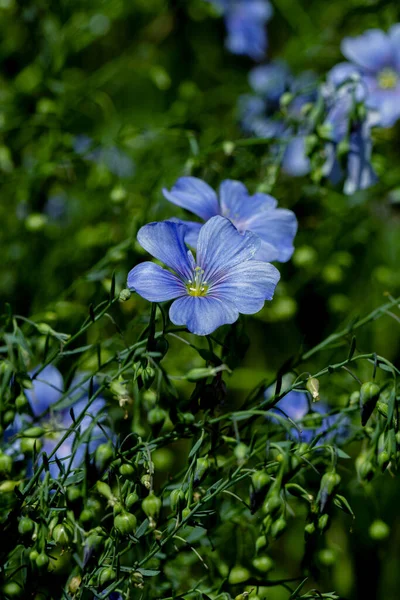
[170,489,185,514]
[18,517,35,536]
[114,511,137,535]
[142,492,162,521]
[126,492,139,510]
[194,456,210,486]
[360,382,380,425]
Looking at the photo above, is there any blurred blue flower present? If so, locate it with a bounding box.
[127,216,280,336]
[339,25,400,127]
[6,365,109,477]
[239,61,316,176]
[163,178,297,262]
[322,65,378,195]
[267,389,349,444]
[73,135,135,178]
[207,0,272,60]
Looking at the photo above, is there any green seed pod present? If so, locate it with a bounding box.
[262,492,282,516]
[96,481,113,499]
[79,509,94,525]
[252,555,274,573]
[29,549,39,563]
[349,391,360,406]
[142,365,155,389]
[126,492,139,510]
[114,511,137,535]
[194,456,210,486]
[170,489,185,514]
[67,487,81,503]
[180,412,195,425]
[318,471,341,510]
[15,393,28,412]
[36,552,50,571]
[255,535,267,553]
[99,567,116,586]
[3,409,15,426]
[186,367,216,382]
[52,522,73,545]
[318,514,330,531]
[318,548,336,566]
[356,454,374,481]
[182,507,191,520]
[142,492,162,521]
[251,470,272,493]
[262,515,272,534]
[271,516,287,538]
[234,442,249,463]
[119,463,136,479]
[360,382,380,425]
[113,502,123,516]
[3,582,23,598]
[95,443,114,471]
[18,517,35,536]
[228,565,250,585]
[369,519,390,541]
[23,426,45,438]
[0,453,12,473]
[20,437,42,454]
[377,401,389,419]
[378,450,390,472]
[147,407,167,427]
[304,522,316,536]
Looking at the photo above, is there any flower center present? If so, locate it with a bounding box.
[378,68,398,89]
[186,266,209,297]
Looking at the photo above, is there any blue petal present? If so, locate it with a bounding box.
[168,218,203,248]
[163,177,220,221]
[169,295,238,336]
[249,61,291,99]
[196,216,260,281]
[224,0,272,61]
[136,221,192,279]
[344,122,378,195]
[244,207,298,263]
[341,29,394,72]
[282,136,311,177]
[210,260,280,313]
[26,365,64,417]
[127,261,186,302]
[389,24,400,72]
[219,180,277,225]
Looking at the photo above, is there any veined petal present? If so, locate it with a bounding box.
[26,365,64,417]
[169,295,239,336]
[245,208,298,263]
[210,260,280,313]
[169,218,202,248]
[341,30,394,73]
[162,177,220,221]
[219,180,277,227]
[196,216,260,282]
[127,262,186,302]
[136,221,192,279]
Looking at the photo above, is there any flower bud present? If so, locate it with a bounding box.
[113,502,123,516]
[142,492,162,522]
[119,463,136,479]
[20,437,42,454]
[360,382,380,425]
[147,407,167,427]
[96,481,113,499]
[15,393,28,412]
[262,492,282,516]
[349,391,360,406]
[255,535,267,553]
[182,507,191,520]
[251,470,272,493]
[318,471,341,510]
[67,487,81,503]
[170,489,185,514]
[228,565,250,585]
[194,456,210,486]
[271,516,287,538]
[318,548,336,566]
[99,567,116,586]
[52,522,73,545]
[318,514,330,531]
[304,522,315,536]
[306,377,320,401]
[126,492,139,510]
[119,289,131,302]
[95,443,114,471]
[36,552,50,571]
[18,517,35,536]
[114,511,137,535]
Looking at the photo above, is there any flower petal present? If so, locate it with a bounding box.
[245,208,298,263]
[169,295,238,336]
[210,260,280,313]
[219,180,277,226]
[282,136,311,177]
[26,365,64,417]
[163,177,220,221]
[341,29,394,72]
[136,221,192,279]
[197,216,260,281]
[127,261,186,302]
[389,23,400,72]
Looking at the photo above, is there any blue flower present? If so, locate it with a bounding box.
[267,389,349,444]
[239,61,316,177]
[73,135,135,178]
[163,178,297,262]
[206,0,272,60]
[6,365,109,477]
[339,25,400,127]
[322,65,378,195]
[127,216,280,336]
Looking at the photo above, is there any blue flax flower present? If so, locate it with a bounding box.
[163,178,297,262]
[338,25,400,127]
[267,389,349,444]
[127,216,280,336]
[207,0,272,61]
[6,365,109,477]
[239,61,316,176]
[322,65,378,195]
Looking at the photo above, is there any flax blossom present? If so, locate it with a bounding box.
[163,178,297,263]
[127,216,280,336]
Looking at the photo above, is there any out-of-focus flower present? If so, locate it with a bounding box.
[239,61,317,176]
[339,26,400,127]
[266,389,350,444]
[321,65,378,195]
[6,365,109,477]
[206,0,272,61]
[127,216,280,336]
[163,178,297,262]
[73,135,135,178]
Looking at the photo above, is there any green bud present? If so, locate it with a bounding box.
[356,454,374,481]
[20,437,42,454]
[306,377,320,401]
[252,555,274,573]
[369,519,390,541]
[182,507,191,520]
[95,443,114,471]
[0,453,12,473]
[113,502,123,515]
[304,522,316,536]
[21,426,45,438]
[255,535,267,553]
[234,442,249,463]
[271,516,287,538]
[119,463,136,479]
[114,511,137,535]
[318,471,341,510]
[349,391,360,406]
[318,514,330,531]
[170,489,185,514]
[143,365,155,389]
[3,582,23,598]
[318,548,336,566]
[15,393,28,412]
[29,549,39,563]
[52,522,73,545]
[262,493,282,516]
[18,517,35,536]
[377,401,389,419]
[228,565,250,585]
[147,407,167,427]
[360,382,380,425]
[36,552,50,571]
[251,470,272,493]
[99,567,116,586]
[126,492,139,510]
[194,456,210,486]
[96,481,113,499]
[378,450,390,471]
[180,412,195,425]
[142,492,162,521]
[280,92,294,107]
[3,410,15,426]
[67,487,81,503]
